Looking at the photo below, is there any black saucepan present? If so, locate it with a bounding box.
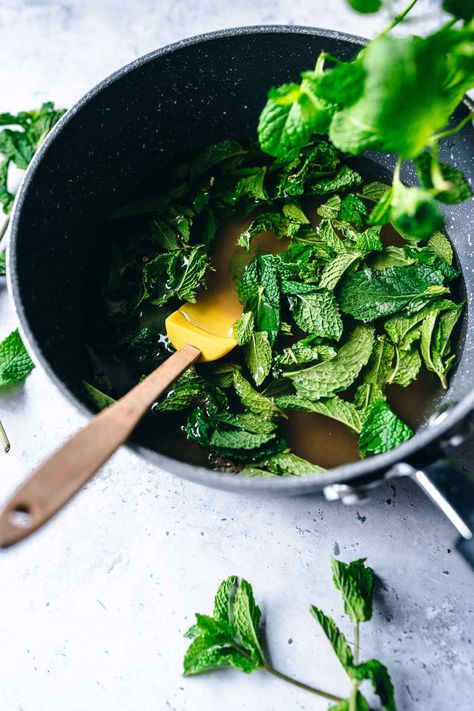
[8,26,474,563]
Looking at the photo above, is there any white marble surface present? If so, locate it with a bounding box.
[0,1,473,710]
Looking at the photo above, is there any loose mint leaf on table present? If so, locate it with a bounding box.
[415,152,472,205]
[352,659,396,711]
[244,331,272,386]
[233,369,282,419]
[331,557,374,623]
[143,245,209,305]
[233,311,255,346]
[237,255,280,343]
[0,251,5,276]
[232,579,266,664]
[0,102,66,213]
[347,0,382,12]
[310,606,354,671]
[284,325,374,400]
[288,290,343,340]
[277,395,363,433]
[359,401,413,457]
[338,264,448,322]
[258,81,333,160]
[0,329,35,387]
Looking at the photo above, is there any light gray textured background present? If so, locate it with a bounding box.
[0,1,473,710]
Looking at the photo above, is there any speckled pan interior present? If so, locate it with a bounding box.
[9,26,474,494]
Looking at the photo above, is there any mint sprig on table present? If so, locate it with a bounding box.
[183,557,396,710]
[258,0,474,241]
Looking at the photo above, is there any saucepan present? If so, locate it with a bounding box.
[6,26,474,563]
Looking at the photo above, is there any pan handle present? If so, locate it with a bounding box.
[410,459,474,568]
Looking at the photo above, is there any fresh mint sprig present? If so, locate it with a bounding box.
[183,557,396,709]
[258,0,474,240]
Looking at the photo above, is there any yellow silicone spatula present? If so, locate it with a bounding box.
[0,245,242,547]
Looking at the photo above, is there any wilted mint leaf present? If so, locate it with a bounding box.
[144,245,209,305]
[238,256,280,343]
[420,301,464,387]
[0,329,35,387]
[359,401,413,456]
[189,139,247,181]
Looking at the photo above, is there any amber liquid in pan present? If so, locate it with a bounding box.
[146,204,441,470]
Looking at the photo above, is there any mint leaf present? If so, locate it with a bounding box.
[233,311,255,346]
[329,692,371,711]
[338,264,447,322]
[264,451,325,475]
[277,395,363,433]
[144,245,209,305]
[389,345,421,388]
[359,401,413,456]
[258,81,333,160]
[232,579,266,664]
[189,139,246,181]
[284,325,374,400]
[276,337,337,367]
[420,301,463,387]
[427,231,453,266]
[233,369,281,419]
[0,329,35,387]
[361,181,389,203]
[415,152,472,205]
[288,290,343,339]
[369,246,414,269]
[183,635,258,676]
[369,187,393,227]
[237,211,302,250]
[355,335,394,412]
[213,576,237,622]
[271,140,341,198]
[308,165,363,195]
[319,252,360,290]
[244,331,272,386]
[83,381,115,410]
[153,369,227,414]
[391,184,444,241]
[331,558,374,623]
[353,659,396,711]
[318,219,346,253]
[356,227,383,254]
[0,251,5,276]
[442,0,474,21]
[348,0,381,12]
[316,60,365,106]
[310,605,354,670]
[339,194,368,229]
[238,256,280,343]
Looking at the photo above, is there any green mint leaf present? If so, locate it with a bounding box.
[317,195,341,219]
[230,166,268,202]
[339,193,368,229]
[83,381,115,410]
[415,152,472,205]
[236,211,302,251]
[347,0,382,12]
[355,335,394,413]
[317,219,346,253]
[210,428,276,452]
[244,331,272,386]
[390,346,422,388]
[329,34,461,159]
[264,451,325,475]
[282,201,309,224]
[316,61,366,107]
[319,252,360,290]
[353,659,396,711]
[232,412,277,435]
[359,401,413,456]
[288,290,343,339]
[144,245,209,305]
[284,325,374,400]
[442,0,474,21]
[233,311,255,346]
[329,692,371,711]
[272,140,341,198]
[0,329,35,387]
[331,557,374,623]
[310,605,354,671]
[391,183,444,241]
[213,576,237,622]
[361,181,390,203]
[189,139,247,181]
[426,231,453,266]
[232,579,266,664]
[0,251,5,276]
[368,187,393,227]
[356,226,383,254]
[153,369,227,415]
[420,301,463,388]
[369,246,414,269]
[277,394,363,433]
[403,245,459,282]
[276,337,337,367]
[258,82,333,160]
[232,369,281,419]
[308,165,363,195]
[338,264,448,322]
[238,256,281,343]
[183,635,258,676]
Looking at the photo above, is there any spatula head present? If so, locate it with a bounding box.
[165,301,238,362]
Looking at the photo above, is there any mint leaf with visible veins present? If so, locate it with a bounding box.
[427,232,453,266]
[420,301,463,388]
[232,579,266,664]
[284,325,374,400]
[144,245,209,305]
[244,331,272,386]
[0,329,35,387]
[238,256,280,343]
[288,289,343,339]
[264,451,325,475]
[352,659,396,711]
[319,252,360,290]
[310,605,354,670]
[338,264,448,322]
[233,369,281,419]
[277,395,363,433]
[359,401,413,457]
[233,311,255,346]
[331,557,374,623]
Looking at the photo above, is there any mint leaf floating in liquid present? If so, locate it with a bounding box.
[288,289,343,339]
[359,401,413,457]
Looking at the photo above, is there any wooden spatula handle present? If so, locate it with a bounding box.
[0,345,200,547]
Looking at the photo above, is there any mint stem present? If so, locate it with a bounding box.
[378,0,419,39]
[431,111,474,143]
[354,620,360,665]
[263,665,344,702]
[0,418,11,453]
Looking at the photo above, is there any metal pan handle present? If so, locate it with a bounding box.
[410,459,474,569]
